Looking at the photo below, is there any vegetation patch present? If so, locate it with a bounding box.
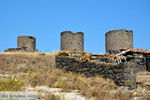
[0,79,24,91]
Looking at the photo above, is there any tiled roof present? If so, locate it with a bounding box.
[129,49,150,54]
[92,54,126,58]
[92,49,150,59]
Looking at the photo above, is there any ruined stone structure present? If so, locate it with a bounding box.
[2,29,150,90]
[17,36,36,52]
[5,48,25,52]
[61,31,84,51]
[56,51,136,89]
[106,30,133,53]
[56,49,150,89]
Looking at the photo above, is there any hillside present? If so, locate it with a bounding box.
[0,52,150,100]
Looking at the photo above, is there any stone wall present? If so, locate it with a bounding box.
[126,53,146,72]
[55,50,150,89]
[120,63,137,89]
[56,55,139,89]
[106,30,133,52]
[61,31,84,51]
[56,56,124,85]
[4,47,28,52]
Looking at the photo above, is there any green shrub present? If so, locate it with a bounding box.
[0,79,24,91]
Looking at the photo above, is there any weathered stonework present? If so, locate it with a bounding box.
[5,48,25,52]
[56,51,148,89]
[61,31,84,51]
[56,56,125,86]
[17,36,36,52]
[106,30,133,53]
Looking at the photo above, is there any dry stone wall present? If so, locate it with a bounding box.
[56,55,139,89]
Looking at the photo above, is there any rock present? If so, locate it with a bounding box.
[24,86,92,100]
[116,86,130,96]
[132,97,144,100]
[34,86,63,92]
[0,74,12,80]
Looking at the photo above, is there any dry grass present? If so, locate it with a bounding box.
[136,72,150,91]
[137,72,150,75]
[0,52,56,74]
[42,93,63,100]
[0,52,137,100]
[57,50,70,56]
[136,72,150,83]
[16,66,120,100]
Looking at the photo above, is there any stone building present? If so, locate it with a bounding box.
[61,31,84,51]
[17,36,36,52]
[106,30,133,53]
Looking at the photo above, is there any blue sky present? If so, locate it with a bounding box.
[0,0,150,53]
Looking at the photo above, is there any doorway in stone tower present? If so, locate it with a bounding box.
[146,56,150,71]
